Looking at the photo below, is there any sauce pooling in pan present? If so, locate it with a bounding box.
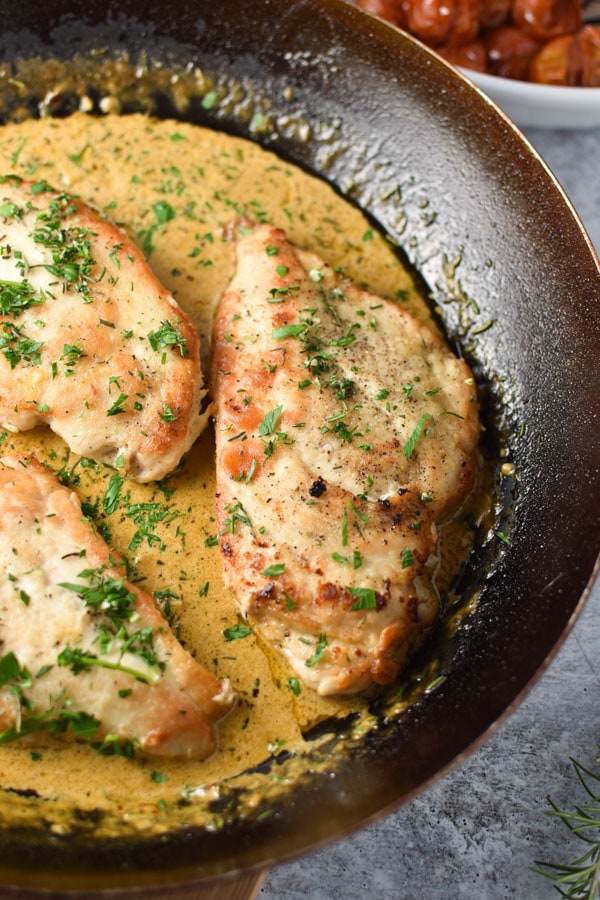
[0,113,489,836]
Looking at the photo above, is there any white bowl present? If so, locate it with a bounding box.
[459,67,600,129]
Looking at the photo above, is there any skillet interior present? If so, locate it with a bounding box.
[0,0,598,891]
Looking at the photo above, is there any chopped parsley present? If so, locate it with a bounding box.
[102,473,124,516]
[403,413,433,460]
[223,623,253,642]
[261,563,285,577]
[348,587,377,610]
[0,278,44,316]
[0,322,43,368]
[305,633,327,668]
[152,201,176,225]
[148,319,189,358]
[258,405,283,436]
[401,548,415,569]
[106,392,128,416]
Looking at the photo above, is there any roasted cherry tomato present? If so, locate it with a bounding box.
[357,0,406,25]
[529,24,600,84]
[479,0,512,29]
[438,39,489,70]
[528,33,577,82]
[512,0,582,41]
[448,0,483,45]
[580,24,600,85]
[485,25,543,78]
[400,0,482,47]
[359,0,600,86]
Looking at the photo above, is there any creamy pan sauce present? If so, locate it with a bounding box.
[0,114,486,836]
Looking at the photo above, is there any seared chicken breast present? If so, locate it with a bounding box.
[0,455,235,758]
[211,224,480,695]
[0,176,208,482]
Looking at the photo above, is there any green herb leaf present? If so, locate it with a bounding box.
[0,707,101,746]
[202,91,218,110]
[148,320,189,358]
[57,643,156,685]
[258,405,283,436]
[403,413,432,460]
[152,201,176,225]
[223,623,253,642]
[0,201,19,218]
[261,563,285,577]
[160,402,178,423]
[305,633,327,668]
[106,392,128,416]
[0,652,24,687]
[151,770,168,783]
[220,500,254,536]
[348,587,377,610]
[341,508,348,547]
[271,323,306,340]
[0,278,44,316]
[103,473,124,516]
[401,548,415,569]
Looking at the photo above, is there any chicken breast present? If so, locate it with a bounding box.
[211,223,480,695]
[0,454,235,758]
[0,176,208,482]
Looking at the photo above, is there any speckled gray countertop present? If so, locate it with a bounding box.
[259,126,600,900]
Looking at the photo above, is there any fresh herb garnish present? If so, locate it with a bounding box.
[261,563,285,577]
[0,278,44,316]
[271,323,307,340]
[348,587,377,610]
[125,501,183,552]
[152,201,176,225]
[534,748,600,899]
[401,548,415,569]
[159,402,178,423]
[305,633,327,668]
[102,473,124,516]
[258,405,283,436]
[57,645,157,685]
[148,319,189,357]
[220,500,254,536]
[403,413,433,460]
[106,392,128,416]
[59,568,137,622]
[223,623,253,642]
[0,708,101,745]
[0,322,43,368]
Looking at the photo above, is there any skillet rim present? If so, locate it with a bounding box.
[0,0,597,890]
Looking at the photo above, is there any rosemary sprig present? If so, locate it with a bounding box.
[533,747,600,899]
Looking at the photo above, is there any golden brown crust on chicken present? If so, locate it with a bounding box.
[0,454,235,757]
[0,176,208,482]
[211,223,480,695]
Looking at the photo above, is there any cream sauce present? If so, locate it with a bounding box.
[0,113,486,836]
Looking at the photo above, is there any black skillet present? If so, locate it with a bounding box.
[0,0,598,894]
